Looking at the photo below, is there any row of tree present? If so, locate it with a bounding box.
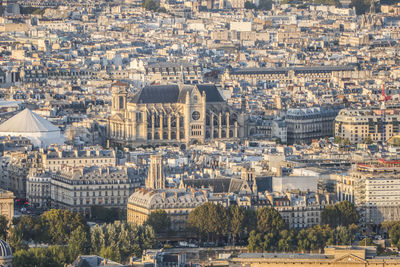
[2,209,156,266]
[185,201,359,249]
[248,224,358,253]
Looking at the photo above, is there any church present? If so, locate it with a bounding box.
[107,81,246,147]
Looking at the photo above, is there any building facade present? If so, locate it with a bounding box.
[335,160,400,226]
[108,82,246,147]
[223,66,356,86]
[0,190,14,223]
[127,188,208,231]
[42,147,116,172]
[335,108,400,144]
[286,107,340,145]
[50,166,142,215]
[229,246,400,267]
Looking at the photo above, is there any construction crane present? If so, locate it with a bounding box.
[380,84,391,144]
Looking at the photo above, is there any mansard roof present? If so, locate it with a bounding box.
[132,84,224,104]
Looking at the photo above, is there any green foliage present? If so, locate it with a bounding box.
[321,201,359,228]
[9,209,158,266]
[334,136,342,144]
[41,209,88,245]
[256,207,285,235]
[100,246,121,262]
[145,210,171,235]
[91,206,124,223]
[364,136,373,144]
[68,226,90,260]
[388,222,400,248]
[360,237,374,246]
[248,230,263,252]
[278,229,296,252]
[13,246,69,267]
[142,0,160,11]
[20,7,45,15]
[90,221,156,262]
[343,138,351,146]
[0,215,8,240]
[228,205,246,245]
[8,227,28,252]
[187,202,228,243]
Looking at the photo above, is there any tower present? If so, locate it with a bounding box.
[111,81,128,116]
[146,154,165,190]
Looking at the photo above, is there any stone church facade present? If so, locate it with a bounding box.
[107,82,246,146]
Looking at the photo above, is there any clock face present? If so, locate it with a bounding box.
[192,111,200,120]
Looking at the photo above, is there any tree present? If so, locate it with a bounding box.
[145,210,171,235]
[297,229,311,252]
[335,226,353,245]
[100,246,121,262]
[90,224,105,255]
[334,136,342,144]
[278,229,296,252]
[244,209,257,234]
[364,136,373,144]
[41,209,88,245]
[388,222,400,248]
[336,201,359,226]
[13,246,67,267]
[0,215,8,240]
[322,201,359,228]
[228,205,245,245]
[91,206,123,223]
[68,226,90,260]
[248,230,263,252]
[360,237,374,246]
[321,205,339,227]
[256,207,285,235]
[187,203,228,243]
[343,138,351,146]
[8,227,28,252]
[143,0,160,11]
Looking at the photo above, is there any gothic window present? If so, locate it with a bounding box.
[206,115,210,126]
[119,96,124,109]
[171,116,176,127]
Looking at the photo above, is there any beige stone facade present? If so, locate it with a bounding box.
[230,246,400,267]
[127,188,208,231]
[0,190,14,223]
[108,82,245,147]
[335,108,400,144]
